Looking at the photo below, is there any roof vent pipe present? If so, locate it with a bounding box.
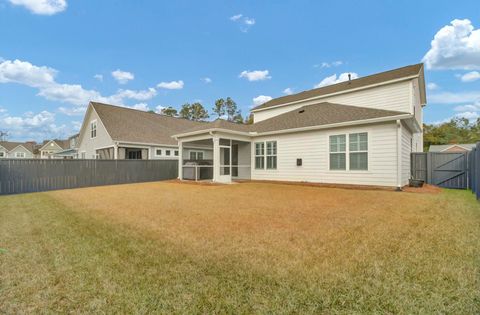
[348,73,351,82]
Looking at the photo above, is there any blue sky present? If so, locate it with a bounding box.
[0,0,479,141]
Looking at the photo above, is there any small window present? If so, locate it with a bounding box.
[266,141,277,169]
[174,150,179,156]
[349,133,368,170]
[329,134,346,170]
[155,149,162,156]
[189,151,204,160]
[0,152,5,158]
[90,120,97,138]
[15,152,26,158]
[255,142,265,169]
[166,150,171,156]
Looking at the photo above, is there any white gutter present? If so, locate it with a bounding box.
[174,128,252,139]
[251,75,420,113]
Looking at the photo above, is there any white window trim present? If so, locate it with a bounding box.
[328,132,370,172]
[15,152,26,158]
[254,142,265,170]
[349,132,369,171]
[189,150,204,160]
[266,141,277,170]
[155,148,162,157]
[90,120,97,139]
[0,151,5,158]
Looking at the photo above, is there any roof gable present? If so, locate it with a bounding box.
[252,63,424,111]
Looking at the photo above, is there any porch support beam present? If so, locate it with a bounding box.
[178,141,183,180]
[213,136,220,182]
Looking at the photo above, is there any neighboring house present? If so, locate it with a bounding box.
[76,102,213,160]
[173,63,426,188]
[429,144,476,153]
[38,139,70,159]
[77,63,426,189]
[0,141,36,158]
[53,134,80,159]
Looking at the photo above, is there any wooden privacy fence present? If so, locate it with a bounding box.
[411,142,479,200]
[0,159,178,195]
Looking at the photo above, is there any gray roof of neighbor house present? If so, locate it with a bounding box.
[0,141,36,153]
[252,63,425,111]
[175,102,409,136]
[429,143,477,152]
[91,102,208,145]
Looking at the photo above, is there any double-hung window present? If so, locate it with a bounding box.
[90,120,97,138]
[189,151,203,160]
[349,132,368,170]
[255,142,265,169]
[329,135,346,170]
[15,152,26,158]
[266,141,277,169]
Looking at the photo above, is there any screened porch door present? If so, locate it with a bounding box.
[218,145,231,183]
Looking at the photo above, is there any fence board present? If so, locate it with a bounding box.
[0,159,178,195]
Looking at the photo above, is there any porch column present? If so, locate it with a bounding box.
[113,142,119,160]
[178,141,183,180]
[213,136,220,182]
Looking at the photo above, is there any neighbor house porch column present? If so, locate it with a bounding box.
[213,136,220,182]
[178,141,183,180]
[113,142,119,160]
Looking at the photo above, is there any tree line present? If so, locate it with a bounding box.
[424,117,480,151]
[156,97,254,124]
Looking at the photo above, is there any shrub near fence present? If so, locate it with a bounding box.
[0,159,178,195]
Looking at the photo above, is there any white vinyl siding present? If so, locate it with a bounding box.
[254,81,412,122]
[251,122,398,187]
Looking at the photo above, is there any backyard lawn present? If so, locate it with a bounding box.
[1,181,479,314]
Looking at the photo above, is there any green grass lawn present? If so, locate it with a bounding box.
[0,182,479,314]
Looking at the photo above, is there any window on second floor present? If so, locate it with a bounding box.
[90,120,97,138]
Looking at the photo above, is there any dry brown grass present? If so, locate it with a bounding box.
[1,181,479,313]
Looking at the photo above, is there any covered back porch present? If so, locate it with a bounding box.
[177,132,252,183]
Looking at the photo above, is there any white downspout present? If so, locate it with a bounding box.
[396,120,402,191]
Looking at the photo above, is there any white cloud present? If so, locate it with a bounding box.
[283,87,294,95]
[9,0,67,15]
[202,77,212,84]
[456,111,479,121]
[239,70,271,81]
[157,80,184,90]
[58,106,87,116]
[315,61,343,68]
[314,72,359,88]
[111,69,134,84]
[422,19,480,70]
[230,14,242,21]
[429,91,480,104]
[230,14,255,32]
[94,74,103,81]
[112,88,157,101]
[460,71,480,82]
[129,103,150,111]
[244,17,255,26]
[0,57,158,114]
[252,95,273,107]
[0,59,56,88]
[427,82,439,90]
[0,109,68,141]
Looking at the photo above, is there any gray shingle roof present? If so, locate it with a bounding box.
[0,141,36,153]
[252,63,424,111]
[91,102,209,145]
[176,102,409,136]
